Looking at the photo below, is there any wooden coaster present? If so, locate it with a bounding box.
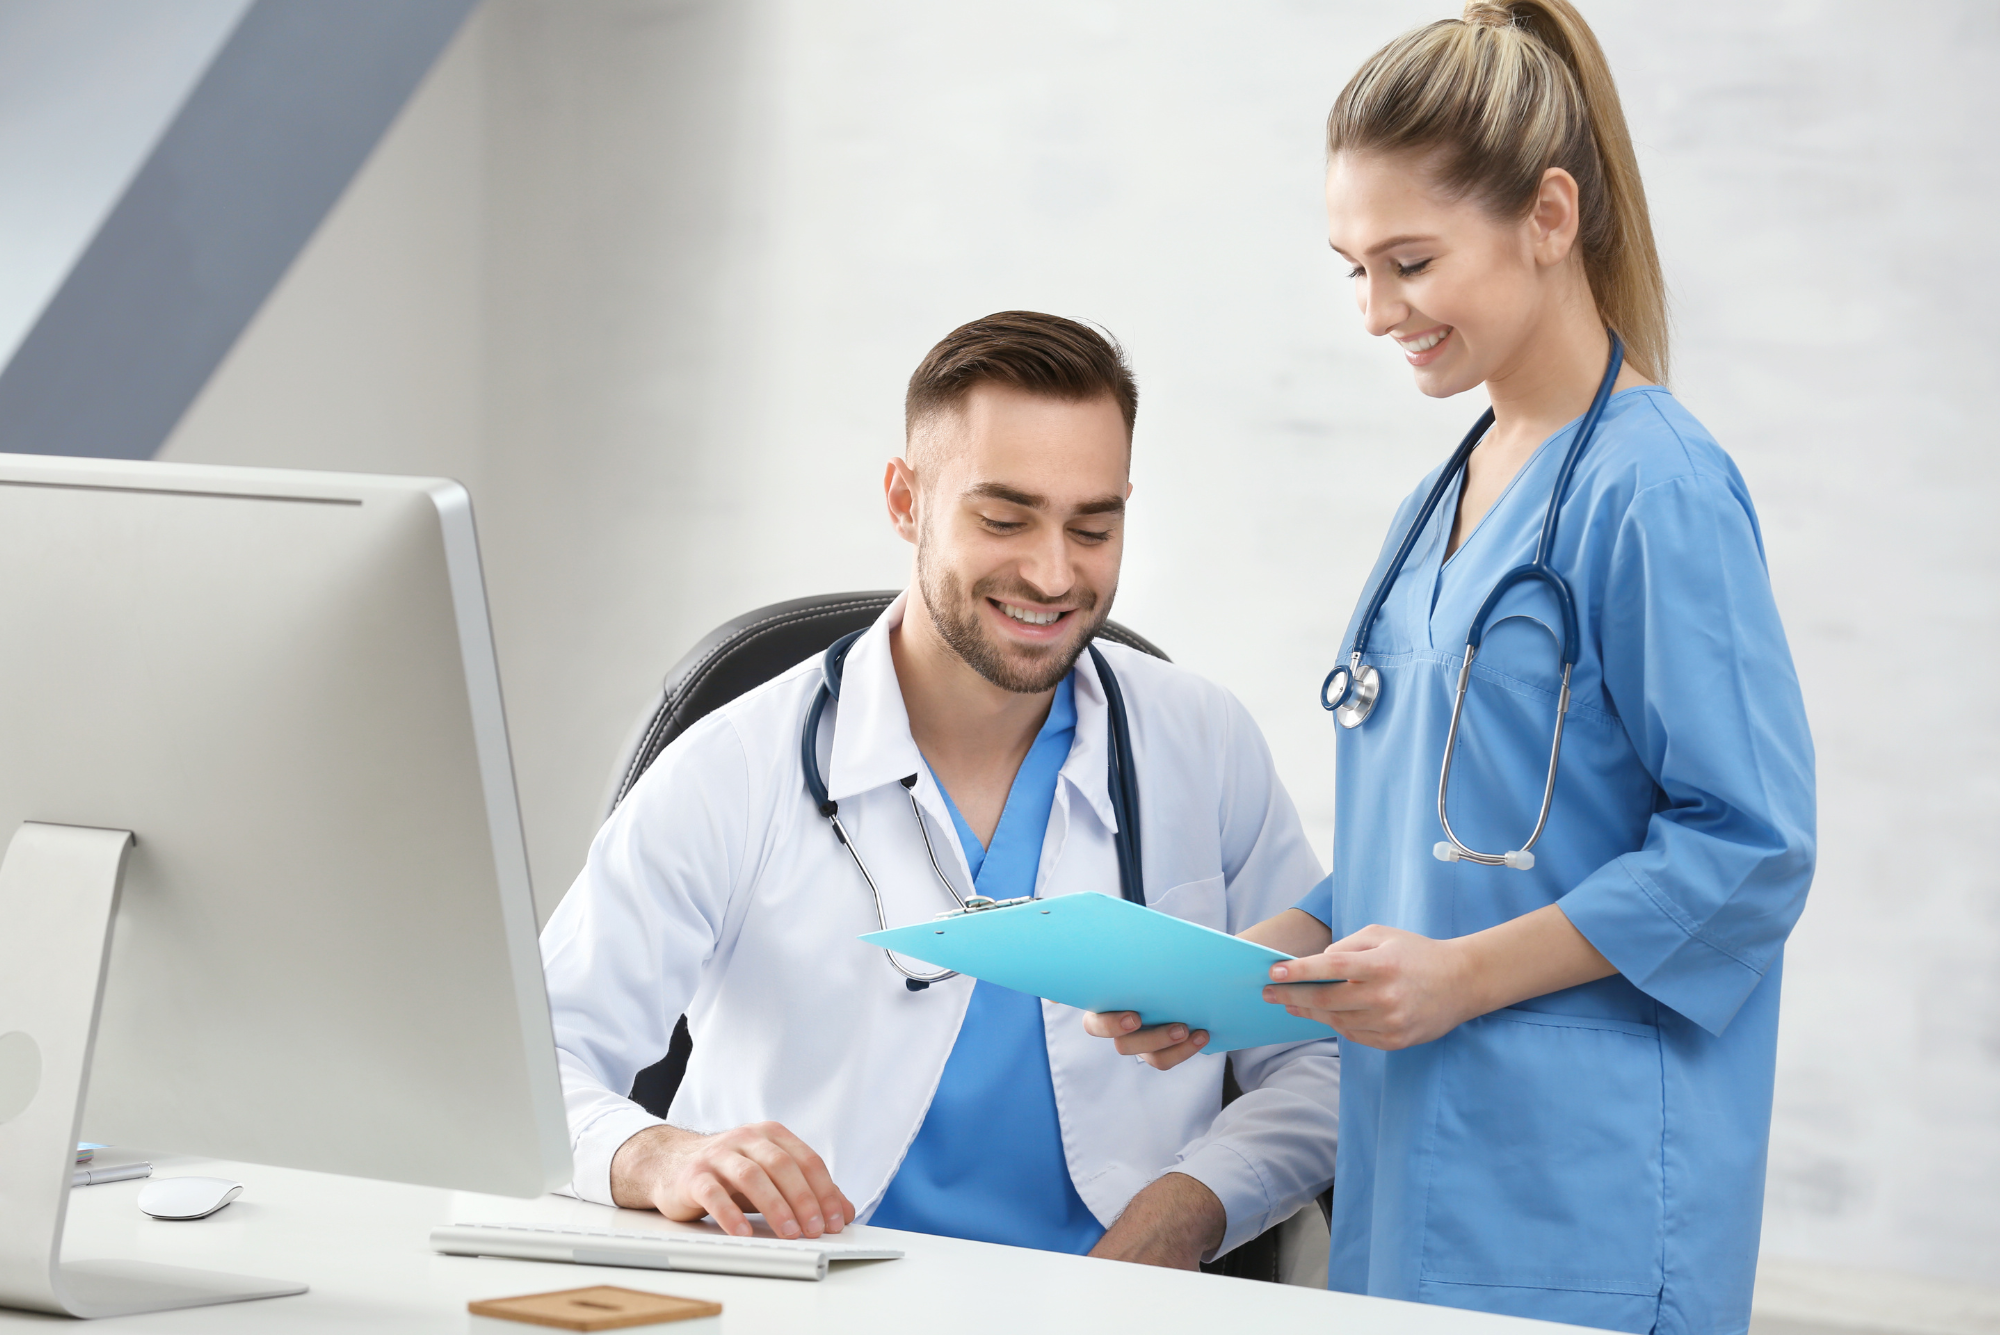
[468,1285,722,1331]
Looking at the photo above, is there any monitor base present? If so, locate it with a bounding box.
[56,1261,307,1319]
[0,822,309,1318]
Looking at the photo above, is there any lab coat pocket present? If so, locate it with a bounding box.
[1419,1007,1664,1300]
[1146,875,1227,931]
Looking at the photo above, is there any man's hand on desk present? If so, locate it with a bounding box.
[1088,1172,1226,1270]
[610,1121,856,1241]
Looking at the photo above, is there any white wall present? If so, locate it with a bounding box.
[158,0,2000,1289]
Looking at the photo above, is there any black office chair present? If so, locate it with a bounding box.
[606,591,1315,1282]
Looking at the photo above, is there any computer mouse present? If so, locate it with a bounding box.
[136,1176,243,1220]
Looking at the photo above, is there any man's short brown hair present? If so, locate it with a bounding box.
[904,311,1138,444]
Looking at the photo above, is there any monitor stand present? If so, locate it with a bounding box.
[0,822,307,1318]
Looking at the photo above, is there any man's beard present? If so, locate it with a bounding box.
[916,533,1107,695]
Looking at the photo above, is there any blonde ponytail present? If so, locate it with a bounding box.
[1329,0,1669,383]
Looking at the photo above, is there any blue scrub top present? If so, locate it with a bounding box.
[870,675,1105,1254]
[1310,389,1815,1335]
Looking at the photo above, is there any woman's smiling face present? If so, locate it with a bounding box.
[1325,149,1580,401]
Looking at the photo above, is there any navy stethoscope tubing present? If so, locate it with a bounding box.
[803,630,1144,990]
[1320,334,1626,870]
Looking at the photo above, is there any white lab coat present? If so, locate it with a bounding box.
[541,594,1339,1256]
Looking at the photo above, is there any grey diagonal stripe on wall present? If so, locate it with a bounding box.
[0,0,477,461]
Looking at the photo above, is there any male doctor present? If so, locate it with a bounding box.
[541,311,1337,1269]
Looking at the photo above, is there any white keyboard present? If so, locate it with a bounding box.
[430,1221,904,1282]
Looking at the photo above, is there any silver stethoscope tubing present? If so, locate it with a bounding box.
[1320,335,1625,871]
[802,631,1145,990]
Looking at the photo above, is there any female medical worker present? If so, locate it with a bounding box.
[1091,4,1814,1332]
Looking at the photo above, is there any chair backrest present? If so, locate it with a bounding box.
[607,590,1169,814]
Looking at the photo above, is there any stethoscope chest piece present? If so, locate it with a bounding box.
[1321,653,1382,730]
[1333,664,1379,729]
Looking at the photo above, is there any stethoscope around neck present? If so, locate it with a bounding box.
[801,630,1145,990]
[1320,334,1625,871]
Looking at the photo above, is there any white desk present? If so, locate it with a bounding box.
[10,1153,1589,1333]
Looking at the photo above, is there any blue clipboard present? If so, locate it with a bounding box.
[859,893,1335,1052]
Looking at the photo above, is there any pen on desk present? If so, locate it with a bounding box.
[73,1162,152,1188]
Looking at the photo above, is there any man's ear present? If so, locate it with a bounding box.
[885,456,921,546]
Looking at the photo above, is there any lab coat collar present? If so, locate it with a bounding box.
[823,593,927,803]
[823,592,1121,837]
[1059,650,1119,836]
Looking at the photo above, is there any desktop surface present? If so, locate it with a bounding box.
[22,1152,1597,1334]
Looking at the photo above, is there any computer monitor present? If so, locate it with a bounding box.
[0,453,570,1318]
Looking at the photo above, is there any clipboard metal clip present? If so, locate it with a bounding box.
[933,895,1033,921]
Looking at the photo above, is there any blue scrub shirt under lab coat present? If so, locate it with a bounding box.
[870,674,1105,1254]
[1299,388,1815,1335]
